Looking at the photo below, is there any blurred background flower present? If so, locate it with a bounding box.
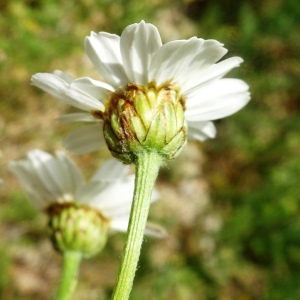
[1,0,300,299]
[9,150,160,257]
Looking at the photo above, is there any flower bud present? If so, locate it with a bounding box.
[47,203,109,258]
[102,82,187,164]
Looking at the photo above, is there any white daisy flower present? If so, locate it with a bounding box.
[9,149,162,256]
[31,21,250,161]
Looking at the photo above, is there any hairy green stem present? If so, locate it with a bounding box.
[57,251,82,300]
[112,151,162,300]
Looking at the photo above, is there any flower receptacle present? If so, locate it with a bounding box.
[47,203,109,258]
[103,82,187,164]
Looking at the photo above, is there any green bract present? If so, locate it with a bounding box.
[102,82,187,164]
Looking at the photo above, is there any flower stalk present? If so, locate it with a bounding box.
[112,151,162,300]
[57,251,82,300]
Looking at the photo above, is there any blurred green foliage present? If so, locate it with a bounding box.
[1,0,300,299]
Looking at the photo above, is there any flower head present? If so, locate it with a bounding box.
[32,21,250,163]
[9,149,160,257]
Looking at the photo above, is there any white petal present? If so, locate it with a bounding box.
[54,70,74,83]
[149,39,189,85]
[32,72,107,112]
[71,76,114,105]
[183,57,244,94]
[188,39,227,68]
[9,150,82,209]
[144,222,168,239]
[178,40,228,91]
[85,32,128,88]
[151,188,160,202]
[9,158,50,209]
[26,150,74,200]
[63,124,106,154]
[187,121,217,141]
[87,176,135,219]
[185,79,250,121]
[57,112,99,123]
[91,158,130,182]
[120,21,162,85]
[149,38,227,88]
[54,151,84,194]
[158,38,204,86]
[109,217,130,233]
[93,180,159,221]
[75,181,107,205]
